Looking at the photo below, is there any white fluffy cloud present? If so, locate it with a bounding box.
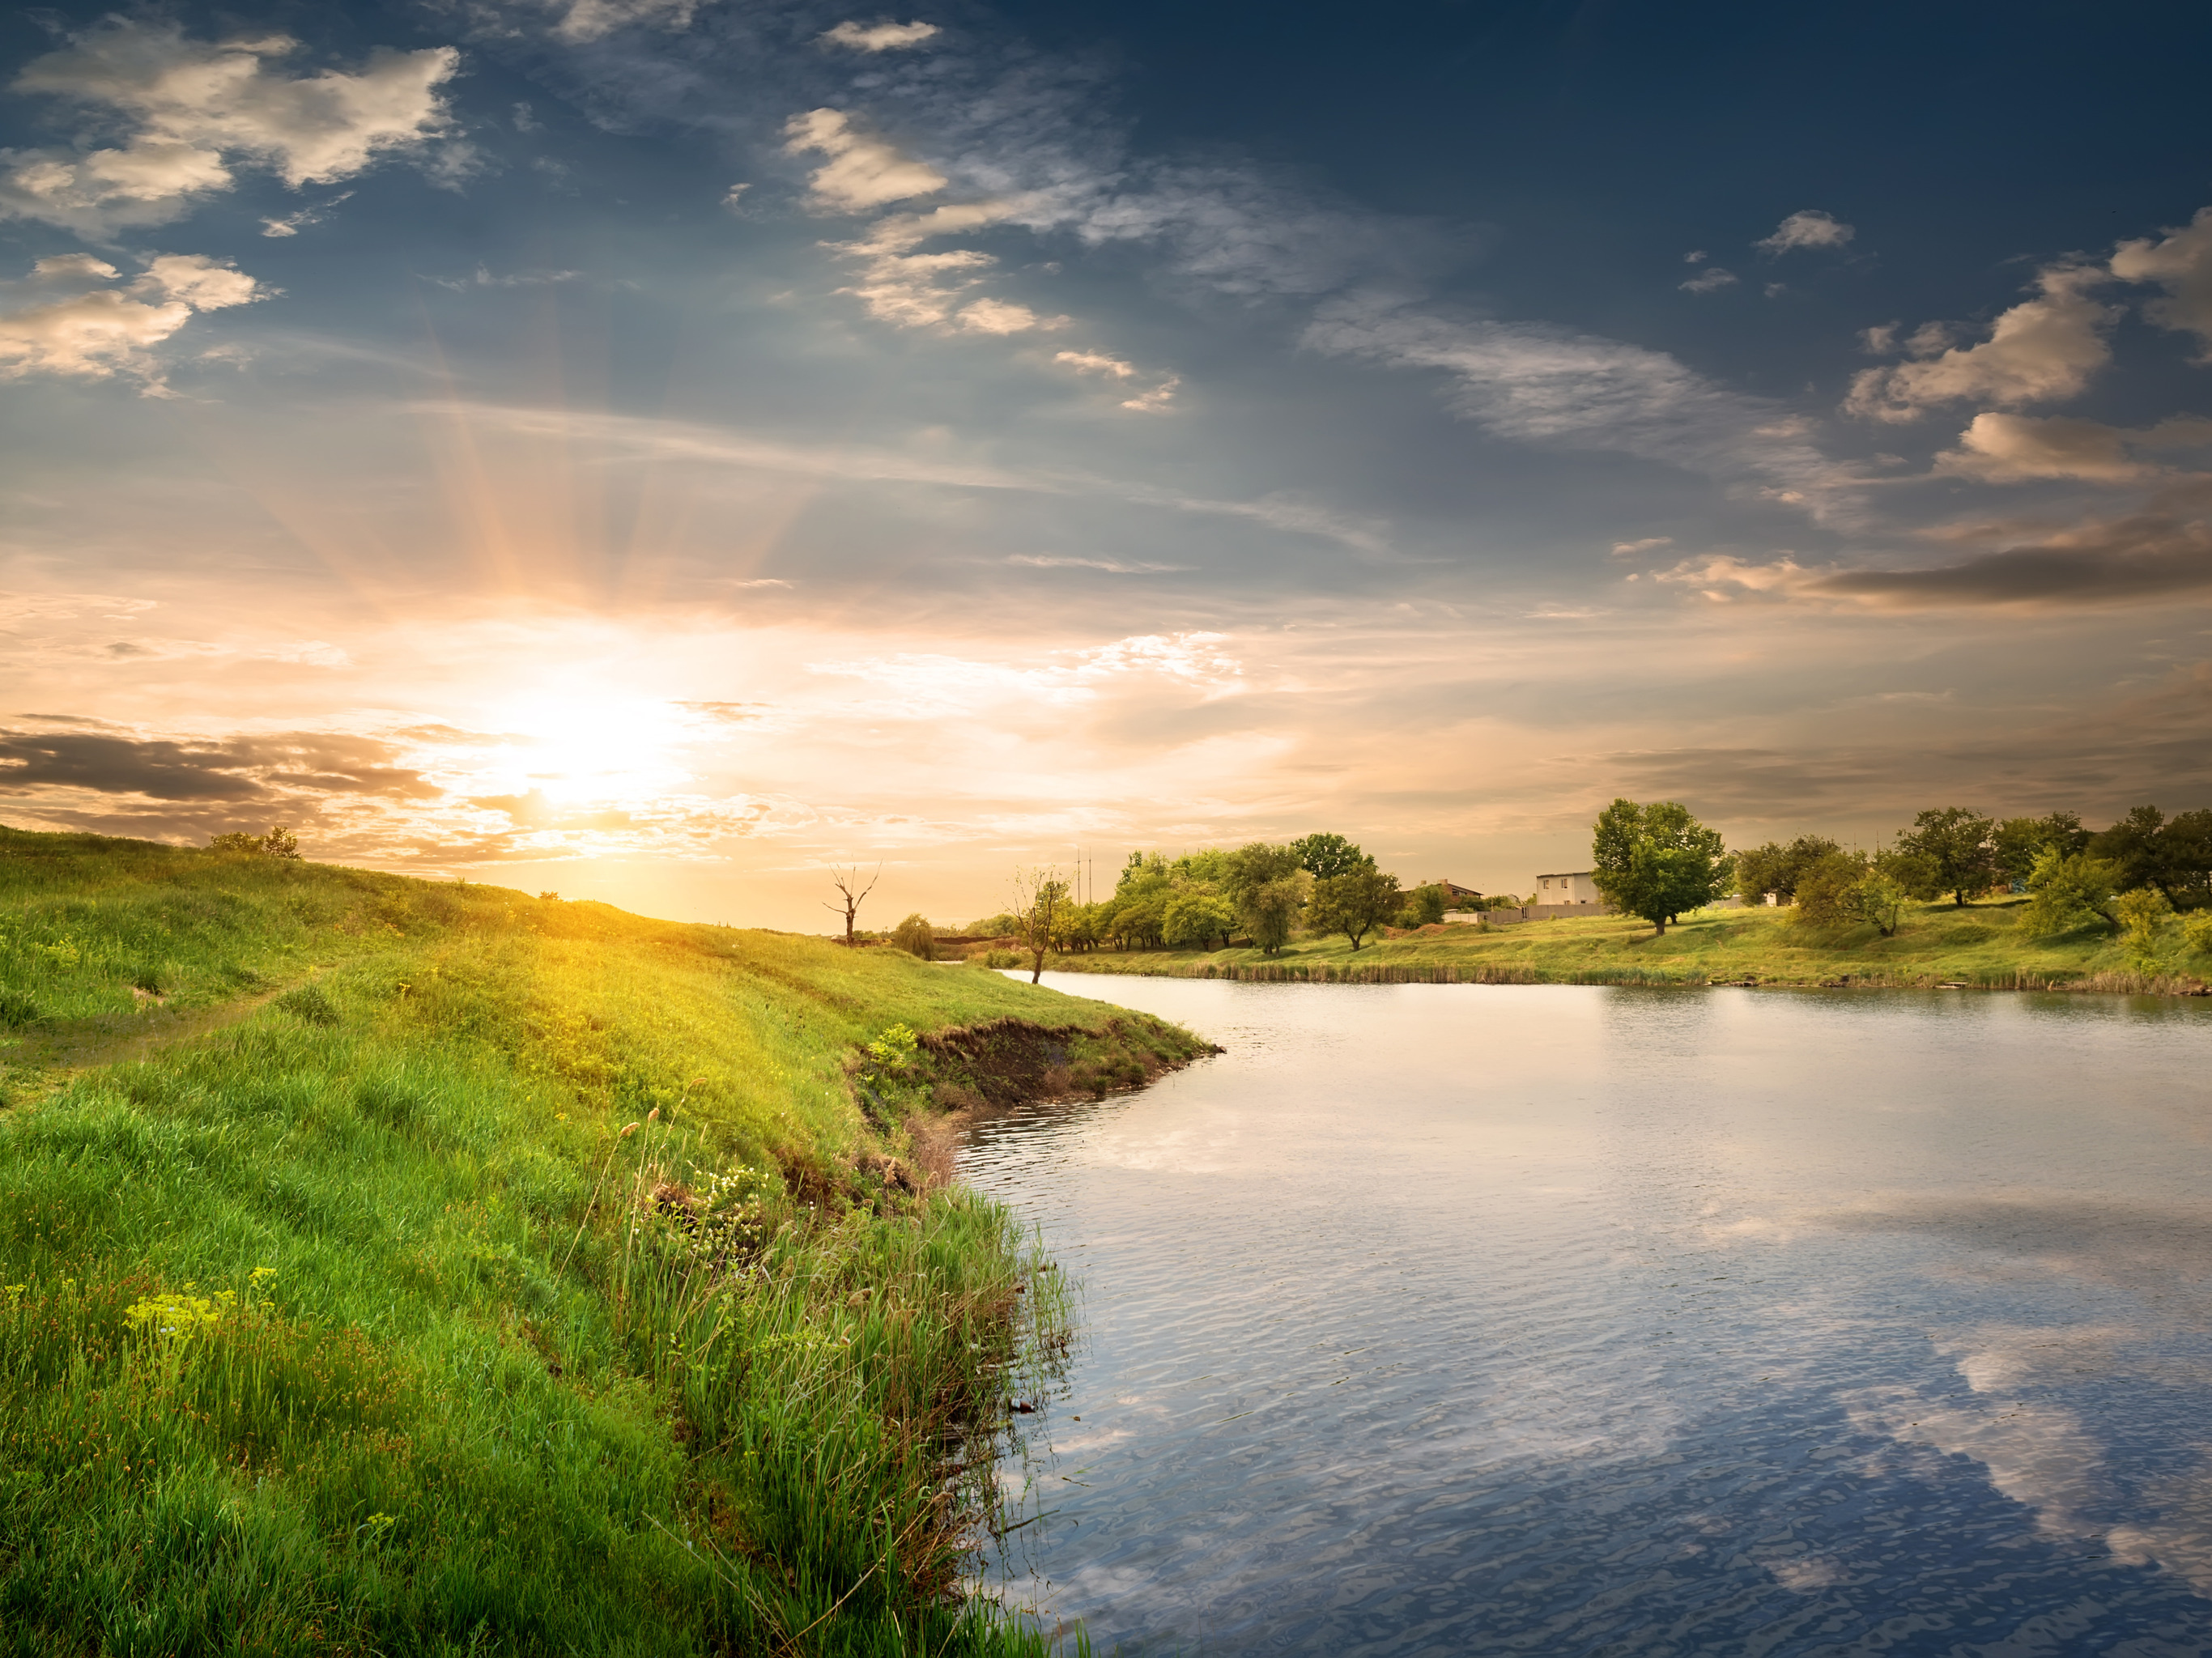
[2111,204,2212,362]
[821,21,941,52]
[1680,266,1738,294]
[0,253,268,384]
[1934,411,2212,483]
[783,108,947,211]
[1755,210,1854,254]
[1844,264,2116,423]
[2,21,456,236]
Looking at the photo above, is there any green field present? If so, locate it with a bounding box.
[1030,897,2212,993]
[0,826,1206,1656]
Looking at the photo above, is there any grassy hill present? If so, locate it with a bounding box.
[0,826,1207,1656]
[1036,898,2212,993]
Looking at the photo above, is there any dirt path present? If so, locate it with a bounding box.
[2,986,289,1103]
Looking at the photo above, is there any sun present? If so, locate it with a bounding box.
[470,691,698,808]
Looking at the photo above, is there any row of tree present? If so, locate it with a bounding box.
[974,835,1468,980]
[1597,799,2212,942]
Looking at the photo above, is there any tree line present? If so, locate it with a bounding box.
[1593,798,2212,954]
[941,834,1491,980]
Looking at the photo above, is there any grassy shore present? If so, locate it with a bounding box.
[0,826,1208,1656]
[1028,897,2212,993]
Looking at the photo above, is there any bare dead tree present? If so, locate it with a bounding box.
[823,865,882,947]
[1011,865,1069,984]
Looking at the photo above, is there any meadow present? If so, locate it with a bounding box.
[0,826,1206,1656]
[1030,898,2212,993]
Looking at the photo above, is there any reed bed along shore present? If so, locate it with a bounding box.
[0,826,1207,1656]
[1025,901,2212,998]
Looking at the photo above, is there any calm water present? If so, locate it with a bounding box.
[961,977,2212,1656]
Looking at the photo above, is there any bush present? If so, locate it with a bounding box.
[206,827,301,860]
[890,913,936,960]
[2019,850,2121,937]
[2184,912,2212,958]
[275,984,339,1026]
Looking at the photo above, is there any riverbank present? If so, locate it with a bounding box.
[1023,898,2210,994]
[0,826,1207,1654]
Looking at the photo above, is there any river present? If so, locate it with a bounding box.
[960,976,2212,1656]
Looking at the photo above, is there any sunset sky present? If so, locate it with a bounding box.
[4,0,2210,929]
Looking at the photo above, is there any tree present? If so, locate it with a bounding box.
[2091,805,2212,912]
[1163,891,1238,950]
[1223,842,1306,952]
[1242,875,1308,954]
[891,912,936,960]
[1793,850,1908,937]
[1894,808,1997,907]
[1011,867,1070,984]
[1397,882,1448,927]
[1733,835,1840,904]
[1308,867,1401,950]
[1589,798,1731,936]
[822,865,882,948]
[1993,812,2089,887]
[1291,832,1371,881]
[2018,849,2121,937]
[2115,886,2172,967]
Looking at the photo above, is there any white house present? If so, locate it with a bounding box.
[1533,871,1606,907]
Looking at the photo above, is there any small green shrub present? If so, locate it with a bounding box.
[2184,912,2212,958]
[275,984,339,1026]
[0,990,41,1029]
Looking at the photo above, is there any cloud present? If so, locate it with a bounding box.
[1679,266,1738,294]
[783,108,947,212]
[1303,292,1850,513]
[1119,376,1180,411]
[1665,481,2212,608]
[0,729,433,802]
[1611,537,1673,555]
[955,296,1061,334]
[2,21,457,236]
[261,190,351,236]
[1053,348,1135,379]
[1933,411,2212,483]
[1755,210,1853,254]
[1007,554,1186,574]
[0,253,270,385]
[825,199,1007,325]
[547,0,704,43]
[2110,204,2212,363]
[1844,264,2116,423]
[821,20,942,52]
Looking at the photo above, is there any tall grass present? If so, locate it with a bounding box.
[0,827,1160,1655]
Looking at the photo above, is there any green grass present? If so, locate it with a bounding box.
[1035,896,2212,993]
[0,825,1206,1656]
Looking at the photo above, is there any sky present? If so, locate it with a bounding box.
[2,0,2210,929]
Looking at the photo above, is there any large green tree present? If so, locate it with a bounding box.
[1291,832,1371,881]
[2091,805,2212,911]
[1733,835,1841,904]
[1163,892,1238,950]
[1224,841,1307,954]
[1589,798,1731,936]
[1993,812,2090,886]
[1894,807,1997,907]
[1308,867,1401,950]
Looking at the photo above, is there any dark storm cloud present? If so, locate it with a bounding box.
[1814,491,2212,608]
[1603,662,2212,819]
[0,729,436,801]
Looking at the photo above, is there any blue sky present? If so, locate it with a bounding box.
[2,0,2209,925]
